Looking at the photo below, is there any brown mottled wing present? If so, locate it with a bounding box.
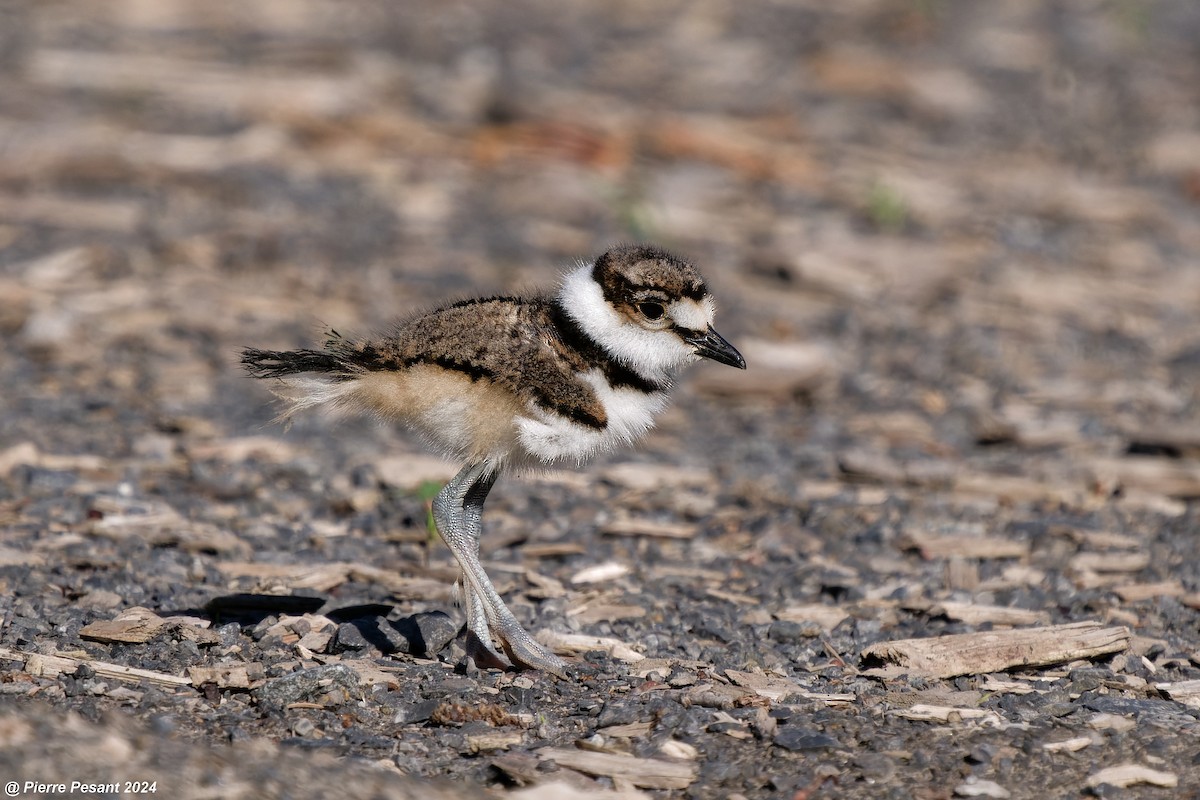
[383,297,608,430]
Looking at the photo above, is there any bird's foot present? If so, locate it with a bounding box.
[493,617,568,679]
[458,580,568,678]
[465,618,567,679]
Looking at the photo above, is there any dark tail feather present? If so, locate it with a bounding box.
[241,347,348,379]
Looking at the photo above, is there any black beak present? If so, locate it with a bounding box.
[686,325,746,370]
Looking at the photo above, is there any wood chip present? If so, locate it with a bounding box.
[1113,581,1184,602]
[1089,456,1200,499]
[1069,552,1151,573]
[775,604,849,632]
[861,621,1130,679]
[1124,424,1200,458]
[0,192,143,232]
[600,463,713,490]
[0,441,40,475]
[338,659,401,690]
[600,519,696,539]
[694,339,833,398]
[79,607,220,646]
[538,746,697,790]
[373,453,458,488]
[953,779,1010,798]
[1088,713,1137,732]
[490,754,601,794]
[79,607,166,644]
[520,542,588,558]
[932,601,1048,626]
[467,730,525,753]
[1155,679,1200,708]
[980,676,1047,695]
[570,562,630,584]
[658,740,698,760]
[569,603,648,625]
[187,664,257,689]
[1042,736,1092,753]
[722,669,803,701]
[598,722,654,739]
[0,546,45,567]
[507,780,650,800]
[952,473,1080,505]
[186,435,297,463]
[904,532,1029,560]
[1085,764,1178,789]
[1065,529,1141,550]
[89,497,248,555]
[0,646,190,689]
[721,669,855,705]
[523,570,567,599]
[892,704,1005,728]
[537,631,644,662]
[216,560,450,598]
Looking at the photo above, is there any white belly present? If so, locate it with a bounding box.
[515,371,670,467]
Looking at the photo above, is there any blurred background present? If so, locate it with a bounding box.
[1,0,1199,486]
[4,2,1200,794]
[2,0,1200,491]
[2,0,1200,490]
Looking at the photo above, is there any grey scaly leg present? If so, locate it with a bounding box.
[433,463,567,677]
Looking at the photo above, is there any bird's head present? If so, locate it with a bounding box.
[560,244,746,382]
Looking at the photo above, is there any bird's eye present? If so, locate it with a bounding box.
[638,302,665,320]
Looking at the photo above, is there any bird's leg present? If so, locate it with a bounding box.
[433,463,568,677]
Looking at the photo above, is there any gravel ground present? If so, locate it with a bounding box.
[4,2,1200,798]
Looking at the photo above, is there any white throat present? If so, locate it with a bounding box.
[557,264,698,384]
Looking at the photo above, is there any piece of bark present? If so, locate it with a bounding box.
[79,606,166,644]
[537,747,697,790]
[861,621,1130,679]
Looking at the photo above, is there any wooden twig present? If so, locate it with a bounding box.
[0,646,191,689]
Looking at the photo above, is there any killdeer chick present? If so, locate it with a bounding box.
[242,244,745,677]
